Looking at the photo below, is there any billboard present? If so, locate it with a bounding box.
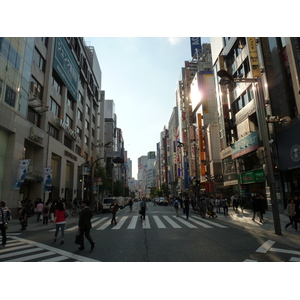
[53,37,79,100]
[190,37,201,57]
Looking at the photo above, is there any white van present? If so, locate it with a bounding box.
[117,196,125,208]
[102,197,117,212]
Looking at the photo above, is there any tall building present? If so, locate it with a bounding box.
[0,37,102,215]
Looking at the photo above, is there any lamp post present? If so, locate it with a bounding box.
[217,70,286,235]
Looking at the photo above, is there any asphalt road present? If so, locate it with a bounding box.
[3,202,299,262]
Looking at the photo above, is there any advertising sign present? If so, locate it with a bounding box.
[190,37,201,57]
[13,159,30,190]
[53,37,79,100]
[43,167,52,193]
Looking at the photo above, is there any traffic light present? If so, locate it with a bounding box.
[113,157,124,163]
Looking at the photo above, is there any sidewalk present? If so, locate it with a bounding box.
[192,206,300,247]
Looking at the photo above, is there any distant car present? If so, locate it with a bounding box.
[158,197,168,206]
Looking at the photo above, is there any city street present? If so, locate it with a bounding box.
[1,202,300,262]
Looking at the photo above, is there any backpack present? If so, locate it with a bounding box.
[174,201,179,208]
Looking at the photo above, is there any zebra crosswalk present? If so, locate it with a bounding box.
[48,215,228,232]
[0,236,99,262]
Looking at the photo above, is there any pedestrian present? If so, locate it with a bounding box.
[110,199,119,225]
[43,201,50,225]
[0,201,11,247]
[36,200,44,222]
[19,202,28,230]
[221,197,228,216]
[77,200,95,251]
[174,198,180,217]
[129,198,133,211]
[215,197,221,213]
[231,195,237,212]
[53,201,66,244]
[50,200,56,222]
[140,197,147,220]
[252,194,262,223]
[285,198,298,231]
[184,197,190,219]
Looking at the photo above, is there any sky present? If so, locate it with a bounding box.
[84,37,210,178]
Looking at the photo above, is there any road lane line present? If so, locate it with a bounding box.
[153,216,166,228]
[256,240,275,253]
[192,215,228,228]
[173,216,197,228]
[270,247,300,256]
[127,216,138,229]
[162,216,181,228]
[112,216,128,229]
[6,251,56,262]
[188,217,212,228]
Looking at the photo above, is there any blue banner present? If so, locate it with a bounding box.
[190,37,201,57]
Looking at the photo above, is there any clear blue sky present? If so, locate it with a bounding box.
[85,37,210,178]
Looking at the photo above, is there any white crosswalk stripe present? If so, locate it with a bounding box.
[0,236,99,262]
[50,215,228,232]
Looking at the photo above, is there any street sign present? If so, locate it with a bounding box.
[106,151,120,158]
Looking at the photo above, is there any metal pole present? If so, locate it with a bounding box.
[255,77,282,235]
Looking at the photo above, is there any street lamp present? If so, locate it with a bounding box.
[217,69,285,235]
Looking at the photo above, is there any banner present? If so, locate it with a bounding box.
[43,167,52,193]
[13,159,30,190]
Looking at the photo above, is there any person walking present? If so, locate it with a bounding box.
[174,198,180,217]
[140,197,147,220]
[78,200,95,251]
[43,201,50,225]
[252,194,262,223]
[184,197,190,219]
[49,200,56,222]
[36,200,44,222]
[53,201,66,244]
[285,198,297,231]
[129,198,133,211]
[0,201,11,247]
[221,197,228,216]
[110,199,119,225]
[19,202,29,230]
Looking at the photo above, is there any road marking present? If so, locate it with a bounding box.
[173,216,197,228]
[290,257,300,261]
[256,240,275,253]
[142,217,151,229]
[153,216,166,228]
[270,247,300,256]
[5,236,98,262]
[6,251,56,262]
[188,217,213,228]
[112,216,128,229]
[192,215,228,228]
[162,216,181,228]
[244,259,257,262]
[127,216,138,229]
[97,219,112,230]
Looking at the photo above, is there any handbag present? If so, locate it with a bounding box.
[139,209,142,214]
[75,230,83,245]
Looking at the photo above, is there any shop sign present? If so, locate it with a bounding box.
[240,169,264,184]
[59,118,80,142]
[231,131,259,159]
[64,150,77,161]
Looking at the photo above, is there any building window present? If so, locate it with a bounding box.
[84,152,88,161]
[66,115,73,128]
[86,104,90,115]
[28,107,41,127]
[4,85,16,108]
[33,47,46,72]
[31,76,43,100]
[85,135,89,146]
[67,93,74,110]
[78,92,84,105]
[64,136,72,149]
[75,145,81,155]
[41,37,49,47]
[85,120,89,130]
[52,73,62,94]
[92,128,95,138]
[50,97,60,117]
[48,123,59,140]
[77,109,83,121]
[76,126,82,138]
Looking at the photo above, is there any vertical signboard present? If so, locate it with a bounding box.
[247,37,261,78]
[53,37,79,100]
[190,37,201,57]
